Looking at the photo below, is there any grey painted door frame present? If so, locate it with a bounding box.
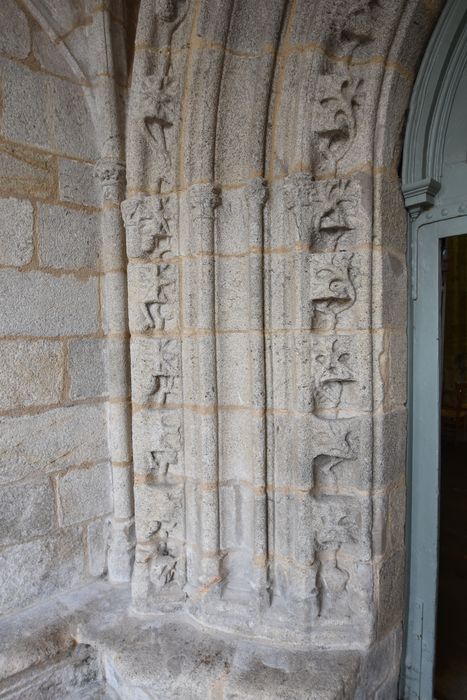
[403,212,467,700]
[402,1,467,697]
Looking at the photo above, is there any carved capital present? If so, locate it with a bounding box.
[93,158,126,200]
[189,184,221,221]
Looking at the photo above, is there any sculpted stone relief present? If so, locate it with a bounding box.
[121,195,173,258]
[309,253,356,330]
[123,19,185,603]
[133,1,189,185]
[147,413,182,478]
[124,0,377,641]
[93,158,126,200]
[284,175,359,250]
[315,76,364,171]
[266,0,374,635]
[140,339,180,404]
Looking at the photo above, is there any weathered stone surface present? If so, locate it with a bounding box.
[0,645,105,700]
[0,1,30,59]
[0,404,108,483]
[58,159,101,207]
[69,338,106,399]
[0,477,56,547]
[0,58,97,160]
[87,519,108,578]
[0,582,120,679]
[372,410,407,488]
[32,28,78,81]
[0,270,99,336]
[0,197,33,266]
[49,81,98,161]
[102,272,127,334]
[377,550,406,636]
[215,53,275,184]
[0,339,64,410]
[80,611,362,699]
[355,627,402,699]
[0,529,86,614]
[58,463,112,526]
[38,204,100,270]
[0,142,56,199]
[0,58,52,153]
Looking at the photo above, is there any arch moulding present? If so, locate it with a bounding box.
[111,0,444,695]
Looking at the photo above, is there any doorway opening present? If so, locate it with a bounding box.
[435,234,467,700]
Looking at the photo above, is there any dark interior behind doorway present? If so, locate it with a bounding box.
[435,234,467,700]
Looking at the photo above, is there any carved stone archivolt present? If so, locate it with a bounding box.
[123,0,410,649]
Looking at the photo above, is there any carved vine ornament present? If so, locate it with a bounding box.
[121,0,377,639]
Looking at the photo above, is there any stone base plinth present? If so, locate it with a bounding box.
[0,582,401,699]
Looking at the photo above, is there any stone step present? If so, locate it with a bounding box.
[0,581,400,699]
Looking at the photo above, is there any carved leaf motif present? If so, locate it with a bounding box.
[327,0,375,55]
[341,3,374,48]
[142,339,180,404]
[144,522,180,592]
[144,412,182,481]
[139,72,175,166]
[313,497,361,557]
[315,76,364,168]
[93,158,125,200]
[284,176,358,248]
[122,196,173,258]
[310,253,356,329]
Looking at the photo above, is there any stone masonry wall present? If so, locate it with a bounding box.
[0,0,115,615]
